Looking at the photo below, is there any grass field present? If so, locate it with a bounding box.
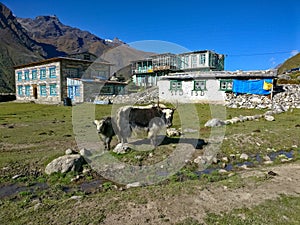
[0,102,299,224]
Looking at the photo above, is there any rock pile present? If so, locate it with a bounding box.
[226,84,300,110]
[95,86,159,105]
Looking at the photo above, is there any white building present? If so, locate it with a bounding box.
[158,70,277,104]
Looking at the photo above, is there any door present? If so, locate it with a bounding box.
[68,86,74,100]
[32,85,38,99]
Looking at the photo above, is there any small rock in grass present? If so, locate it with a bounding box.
[240,153,249,161]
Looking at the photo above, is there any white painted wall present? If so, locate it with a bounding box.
[158,78,226,104]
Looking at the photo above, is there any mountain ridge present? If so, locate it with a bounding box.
[0,2,152,93]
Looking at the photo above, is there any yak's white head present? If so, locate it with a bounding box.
[93,119,105,133]
[161,108,175,128]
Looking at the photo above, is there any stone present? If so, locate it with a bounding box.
[263,160,273,165]
[113,143,130,154]
[166,128,181,137]
[240,153,249,161]
[126,182,141,189]
[239,164,249,170]
[263,155,271,161]
[45,154,85,175]
[221,157,229,162]
[70,195,83,200]
[193,156,205,164]
[264,115,275,121]
[65,148,74,155]
[218,169,228,174]
[204,118,225,127]
[12,174,23,179]
[79,148,92,157]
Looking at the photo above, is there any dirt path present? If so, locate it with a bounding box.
[102,161,300,224]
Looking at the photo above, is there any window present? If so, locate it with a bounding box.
[40,68,46,80]
[18,85,23,96]
[74,86,80,96]
[40,85,47,96]
[170,80,182,90]
[199,54,206,65]
[49,84,57,96]
[191,55,197,68]
[84,54,90,60]
[65,68,79,78]
[194,80,207,91]
[25,85,30,96]
[49,67,56,78]
[24,70,30,80]
[17,71,22,81]
[219,79,233,91]
[100,86,113,95]
[32,70,37,80]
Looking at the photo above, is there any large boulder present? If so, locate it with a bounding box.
[45,154,86,175]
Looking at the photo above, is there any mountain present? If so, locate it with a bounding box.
[277,53,300,74]
[17,15,111,57]
[0,3,153,93]
[0,3,46,92]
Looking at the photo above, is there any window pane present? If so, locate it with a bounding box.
[24,70,30,80]
[40,85,47,96]
[50,84,57,96]
[17,72,22,81]
[18,86,23,96]
[25,86,30,96]
[49,67,56,78]
[32,70,37,80]
[40,68,46,79]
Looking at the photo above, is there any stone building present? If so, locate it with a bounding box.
[14,54,112,104]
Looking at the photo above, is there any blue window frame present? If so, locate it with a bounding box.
[32,70,37,80]
[24,70,30,80]
[74,86,80,96]
[40,68,46,80]
[49,67,56,78]
[18,85,23,96]
[49,84,57,96]
[17,71,22,81]
[25,85,30,96]
[40,85,47,96]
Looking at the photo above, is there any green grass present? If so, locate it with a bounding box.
[1,102,300,176]
[0,102,300,224]
[205,195,300,225]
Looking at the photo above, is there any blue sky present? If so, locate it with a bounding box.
[2,0,300,71]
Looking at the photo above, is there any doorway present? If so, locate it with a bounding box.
[32,85,38,99]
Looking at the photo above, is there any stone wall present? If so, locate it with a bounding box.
[225,84,300,110]
[95,86,159,105]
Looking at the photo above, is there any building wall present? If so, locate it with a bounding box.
[158,78,227,103]
[15,62,61,103]
[60,59,93,100]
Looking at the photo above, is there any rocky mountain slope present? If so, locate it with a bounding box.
[17,15,111,57]
[0,3,152,93]
[0,3,46,92]
[277,53,300,74]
